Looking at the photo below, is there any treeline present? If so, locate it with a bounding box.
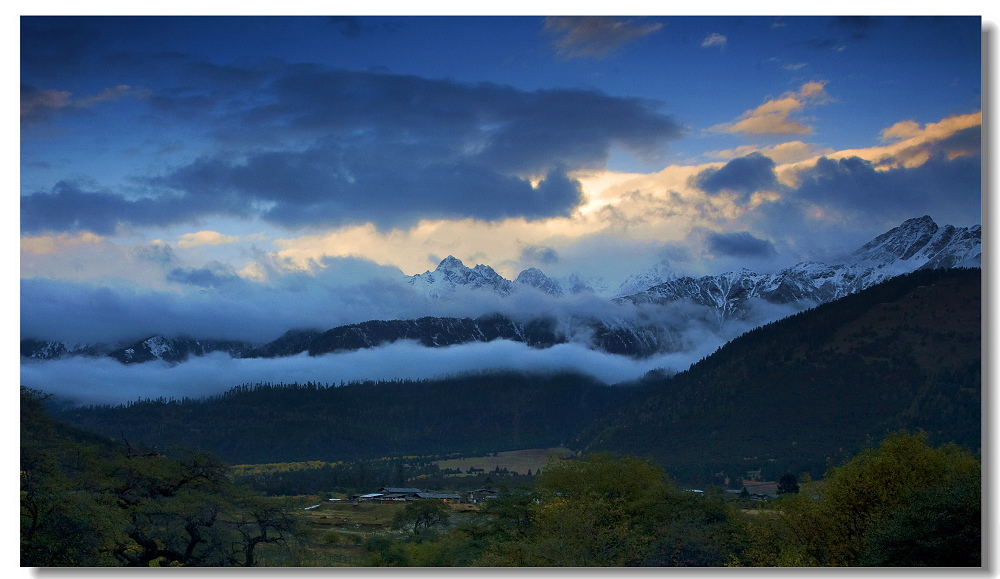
[54,372,635,465]
[578,267,981,485]
[360,435,980,567]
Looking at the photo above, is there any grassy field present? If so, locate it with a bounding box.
[433,446,574,475]
[260,496,482,566]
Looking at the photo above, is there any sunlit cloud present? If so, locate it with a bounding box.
[713,81,829,135]
[21,232,103,255]
[709,141,833,165]
[177,230,239,249]
[776,111,982,186]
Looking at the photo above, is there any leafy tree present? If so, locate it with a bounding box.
[743,431,981,567]
[777,474,799,494]
[21,387,301,567]
[478,454,672,566]
[393,500,451,534]
[859,474,980,566]
[230,492,300,567]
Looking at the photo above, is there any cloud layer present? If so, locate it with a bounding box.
[22,66,684,234]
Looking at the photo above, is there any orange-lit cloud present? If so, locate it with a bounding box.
[177,230,239,249]
[21,232,103,255]
[776,111,982,186]
[710,141,833,165]
[714,81,829,135]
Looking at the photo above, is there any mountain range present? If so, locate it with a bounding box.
[51,266,981,484]
[21,216,980,365]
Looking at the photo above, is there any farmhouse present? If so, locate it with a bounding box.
[742,480,779,500]
[374,487,422,502]
[417,492,462,503]
[467,488,499,503]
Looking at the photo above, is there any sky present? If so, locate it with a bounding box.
[17,14,987,404]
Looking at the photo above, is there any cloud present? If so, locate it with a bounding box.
[21,232,103,255]
[20,85,71,123]
[713,81,829,135]
[177,230,239,249]
[701,33,727,48]
[21,83,140,125]
[706,231,777,258]
[710,141,831,165]
[519,245,560,265]
[19,340,701,407]
[20,290,812,408]
[545,16,662,59]
[166,262,243,289]
[23,66,683,234]
[789,153,981,224]
[695,153,780,203]
[20,180,245,235]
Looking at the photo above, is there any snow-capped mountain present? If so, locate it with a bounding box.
[515,268,565,297]
[21,216,980,364]
[408,256,514,298]
[614,262,674,299]
[618,216,981,320]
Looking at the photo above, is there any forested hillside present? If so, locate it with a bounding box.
[578,267,980,484]
[54,372,634,465]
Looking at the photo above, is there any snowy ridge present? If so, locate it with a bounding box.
[617,216,981,320]
[408,256,515,299]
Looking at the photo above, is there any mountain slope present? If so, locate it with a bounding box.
[52,372,635,465]
[576,267,981,484]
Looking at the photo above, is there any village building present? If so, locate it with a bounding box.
[467,488,499,503]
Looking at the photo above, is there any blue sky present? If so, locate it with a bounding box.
[20,15,985,350]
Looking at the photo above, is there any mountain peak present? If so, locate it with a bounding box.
[436,255,466,271]
[516,267,564,296]
[850,216,939,263]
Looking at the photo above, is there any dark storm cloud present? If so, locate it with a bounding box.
[695,153,780,203]
[155,151,584,229]
[22,65,680,233]
[707,231,777,258]
[20,181,251,235]
[738,151,982,263]
[545,16,663,59]
[794,154,981,222]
